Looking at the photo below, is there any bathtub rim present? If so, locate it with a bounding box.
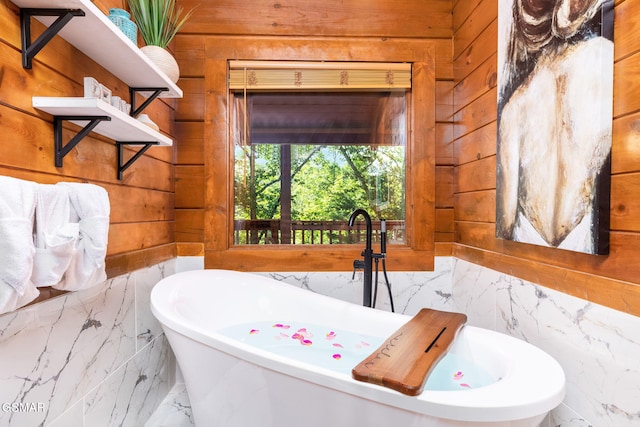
[151,269,566,423]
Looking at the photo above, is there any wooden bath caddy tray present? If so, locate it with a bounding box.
[352,308,467,396]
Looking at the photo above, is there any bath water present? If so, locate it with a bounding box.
[219,321,495,391]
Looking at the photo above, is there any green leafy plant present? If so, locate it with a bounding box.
[127,0,195,48]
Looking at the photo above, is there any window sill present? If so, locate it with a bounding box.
[205,245,434,272]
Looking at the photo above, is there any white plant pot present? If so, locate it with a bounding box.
[141,45,180,83]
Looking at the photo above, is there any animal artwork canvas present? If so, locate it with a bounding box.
[496,0,614,255]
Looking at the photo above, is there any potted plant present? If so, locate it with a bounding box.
[127,0,195,83]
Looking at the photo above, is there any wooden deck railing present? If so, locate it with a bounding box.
[234,219,405,245]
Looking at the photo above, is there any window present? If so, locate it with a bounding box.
[232,91,407,246]
[202,40,437,272]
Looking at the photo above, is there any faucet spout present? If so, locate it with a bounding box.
[348,209,373,307]
[348,208,372,251]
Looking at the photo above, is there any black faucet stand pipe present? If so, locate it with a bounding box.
[348,209,373,308]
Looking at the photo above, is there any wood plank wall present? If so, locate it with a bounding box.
[174,0,456,259]
[4,0,635,315]
[452,0,640,316]
[0,0,176,302]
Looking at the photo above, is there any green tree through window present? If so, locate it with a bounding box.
[233,92,406,245]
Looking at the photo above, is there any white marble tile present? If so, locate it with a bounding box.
[6,255,633,427]
[145,383,194,427]
[451,260,640,427]
[264,257,454,316]
[136,260,176,350]
[45,399,83,427]
[84,335,172,427]
[391,257,453,315]
[494,276,640,426]
[548,403,592,426]
[451,259,500,329]
[176,256,205,273]
[0,274,135,426]
[266,271,363,306]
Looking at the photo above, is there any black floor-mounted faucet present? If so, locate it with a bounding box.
[348,209,373,307]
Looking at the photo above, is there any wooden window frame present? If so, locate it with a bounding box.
[204,37,436,271]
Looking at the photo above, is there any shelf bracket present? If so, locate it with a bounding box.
[129,87,169,118]
[20,8,85,69]
[54,115,110,168]
[116,141,159,180]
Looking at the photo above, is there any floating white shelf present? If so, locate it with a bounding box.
[33,96,173,145]
[14,0,182,98]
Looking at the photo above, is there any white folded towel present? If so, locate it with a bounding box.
[0,176,39,315]
[31,184,79,287]
[54,183,110,291]
[0,281,40,316]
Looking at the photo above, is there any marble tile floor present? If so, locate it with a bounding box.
[145,383,194,427]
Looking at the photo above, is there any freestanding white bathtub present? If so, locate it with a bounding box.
[151,269,565,427]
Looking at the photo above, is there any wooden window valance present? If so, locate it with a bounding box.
[229,61,412,91]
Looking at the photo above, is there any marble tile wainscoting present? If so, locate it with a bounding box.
[0,260,177,427]
[262,256,455,316]
[63,256,636,427]
[452,259,640,427]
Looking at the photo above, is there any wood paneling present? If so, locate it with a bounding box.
[610,173,640,232]
[176,242,204,257]
[611,112,640,174]
[179,0,453,39]
[106,243,176,278]
[452,0,640,316]
[454,122,496,166]
[613,0,640,61]
[453,88,497,140]
[175,122,205,164]
[435,167,455,208]
[0,0,176,293]
[175,1,457,261]
[175,78,205,122]
[454,190,495,223]
[435,208,454,233]
[175,166,204,208]
[108,222,175,255]
[5,0,633,315]
[195,37,438,270]
[452,0,496,60]
[453,19,497,82]
[453,53,497,110]
[435,81,454,123]
[435,123,454,166]
[456,156,495,193]
[613,53,640,118]
[175,210,204,242]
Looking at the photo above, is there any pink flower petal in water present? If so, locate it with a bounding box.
[453,371,464,380]
[249,329,259,334]
[326,331,336,340]
[333,354,342,360]
[301,339,312,346]
[292,333,302,340]
[360,341,370,347]
[332,343,344,348]
[280,333,289,338]
[460,383,471,388]
[273,324,291,329]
